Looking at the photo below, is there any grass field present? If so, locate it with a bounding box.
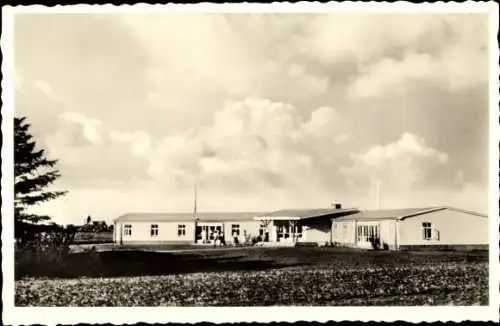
[15,247,489,306]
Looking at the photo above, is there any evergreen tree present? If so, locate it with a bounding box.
[15,116,67,224]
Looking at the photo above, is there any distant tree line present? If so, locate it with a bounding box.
[70,217,114,233]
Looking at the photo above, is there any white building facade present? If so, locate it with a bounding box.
[113,206,488,250]
[331,207,489,250]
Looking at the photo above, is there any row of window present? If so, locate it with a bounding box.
[123,224,243,238]
[276,224,303,239]
[348,222,439,242]
[124,221,439,241]
[123,224,187,237]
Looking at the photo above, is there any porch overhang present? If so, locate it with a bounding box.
[254,208,360,221]
[254,216,303,221]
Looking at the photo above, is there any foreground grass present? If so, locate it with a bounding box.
[15,248,488,306]
[16,263,487,306]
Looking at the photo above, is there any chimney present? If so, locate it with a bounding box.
[331,203,342,210]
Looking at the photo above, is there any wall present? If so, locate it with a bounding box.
[332,219,397,249]
[115,221,195,244]
[332,220,356,245]
[380,219,397,250]
[222,220,260,244]
[302,217,331,245]
[398,209,489,246]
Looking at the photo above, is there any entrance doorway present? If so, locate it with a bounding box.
[356,223,380,248]
[196,224,223,244]
[275,221,303,242]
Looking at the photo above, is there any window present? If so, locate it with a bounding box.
[259,224,269,241]
[422,222,432,240]
[124,224,132,236]
[356,224,379,242]
[150,224,158,237]
[294,223,303,238]
[276,225,284,240]
[178,224,186,237]
[231,224,240,236]
[259,225,265,236]
[284,225,290,239]
[196,226,202,240]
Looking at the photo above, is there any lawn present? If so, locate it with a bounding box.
[15,247,489,306]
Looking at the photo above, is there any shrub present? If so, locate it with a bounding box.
[15,230,74,279]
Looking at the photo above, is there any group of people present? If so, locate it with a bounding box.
[200,229,243,247]
[211,230,226,247]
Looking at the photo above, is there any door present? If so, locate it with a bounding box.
[356,224,380,248]
[276,225,284,242]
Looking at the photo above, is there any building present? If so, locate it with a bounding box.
[331,206,489,250]
[113,212,267,246]
[254,206,358,246]
[113,205,489,250]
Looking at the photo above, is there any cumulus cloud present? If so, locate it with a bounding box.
[349,53,441,99]
[347,15,488,99]
[42,99,347,196]
[145,98,348,191]
[340,133,451,191]
[43,112,152,187]
[13,13,490,223]
[109,130,152,157]
[59,112,104,144]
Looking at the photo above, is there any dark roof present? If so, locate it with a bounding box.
[255,208,360,220]
[334,206,487,221]
[115,212,267,223]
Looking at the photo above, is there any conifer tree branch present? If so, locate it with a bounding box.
[14,116,68,224]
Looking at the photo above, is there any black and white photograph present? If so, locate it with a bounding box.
[2,2,499,324]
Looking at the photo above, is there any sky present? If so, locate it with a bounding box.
[13,12,490,225]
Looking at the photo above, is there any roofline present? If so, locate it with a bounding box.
[115,219,257,223]
[113,206,487,223]
[332,206,488,222]
[254,216,303,221]
[114,212,267,223]
[255,208,360,221]
[397,207,446,220]
[398,206,488,220]
[441,206,488,218]
[334,217,399,222]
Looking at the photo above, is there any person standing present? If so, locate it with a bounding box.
[214,230,220,247]
[201,228,206,244]
[233,231,239,246]
[221,232,226,246]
